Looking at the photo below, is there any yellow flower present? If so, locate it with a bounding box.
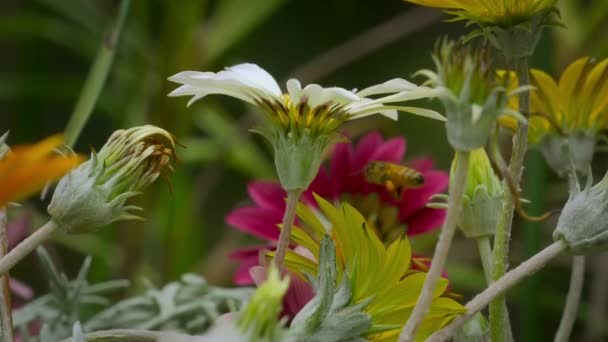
[0,134,83,208]
[275,194,465,342]
[500,57,608,143]
[403,0,556,26]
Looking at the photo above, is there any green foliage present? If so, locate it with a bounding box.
[13,248,129,342]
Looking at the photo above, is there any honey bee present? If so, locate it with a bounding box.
[364,161,425,199]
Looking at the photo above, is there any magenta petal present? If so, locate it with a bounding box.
[283,273,314,318]
[9,278,33,300]
[406,207,447,235]
[248,181,286,213]
[226,206,281,241]
[399,170,449,219]
[409,158,436,173]
[369,137,406,163]
[328,141,354,197]
[8,215,29,249]
[230,248,263,285]
[352,132,384,170]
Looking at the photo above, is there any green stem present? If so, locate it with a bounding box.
[273,190,302,268]
[0,208,13,341]
[490,57,530,342]
[0,220,59,275]
[429,240,567,342]
[477,237,493,283]
[554,255,585,342]
[398,150,470,342]
[63,0,131,147]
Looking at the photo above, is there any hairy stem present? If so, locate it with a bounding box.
[63,0,131,147]
[273,190,302,268]
[398,150,470,342]
[0,208,13,341]
[0,220,59,275]
[490,57,530,341]
[429,240,567,342]
[554,255,585,342]
[477,236,493,283]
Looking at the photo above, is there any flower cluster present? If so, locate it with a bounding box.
[227,132,448,286]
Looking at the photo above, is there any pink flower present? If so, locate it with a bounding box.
[226,132,448,316]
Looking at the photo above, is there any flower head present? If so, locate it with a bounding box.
[452,148,503,238]
[48,126,176,233]
[0,133,83,208]
[169,63,444,191]
[227,132,448,287]
[501,57,608,175]
[404,0,558,59]
[277,195,465,341]
[419,40,521,151]
[404,0,556,27]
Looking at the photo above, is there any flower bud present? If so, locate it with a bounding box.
[553,169,608,253]
[238,265,289,341]
[422,40,520,151]
[48,125,176,234]
[452,149,503,238]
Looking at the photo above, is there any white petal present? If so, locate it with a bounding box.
[168,63,282,106]
[356,78,417,97]
[299,83,360,108]
[286,79,303,104]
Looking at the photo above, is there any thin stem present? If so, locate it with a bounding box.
[554,255,585,342]
[429,240,567,342]
[585,252,608,340]
[477,237,493,283]
[490,57,530,342]
[0,208,13,341]
[63,0,131,147]
[273,190,302,268]
[398,150,470,342]
[0,220,59,275]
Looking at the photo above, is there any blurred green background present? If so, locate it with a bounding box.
[2,0,608,340]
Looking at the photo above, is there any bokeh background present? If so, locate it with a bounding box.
[2,0,608,340]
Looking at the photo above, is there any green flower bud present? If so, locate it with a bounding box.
[452,149,503,238]
[553,169,608,253]
[538,131,595,177]
[48,125,176,234]
[238,265,289,341]
[421,40,520,151]
[454,312,489,342]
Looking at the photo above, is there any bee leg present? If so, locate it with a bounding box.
[385,181,402,200]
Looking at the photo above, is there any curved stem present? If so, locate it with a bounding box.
[490,57,530,342]
[477,236,493,283]
[0,208,13,341]
[398,150,470,342]
[554,255,585,342]
[429,240,567,342]
[0,220,59,275]
[273,190,302,268]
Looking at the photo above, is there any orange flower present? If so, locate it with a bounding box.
[0,134,84,207]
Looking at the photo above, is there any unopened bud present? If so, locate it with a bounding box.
[48,125,176,234]
[538,132,595,177]
[452,149,503,238]
[553,169,608,253]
